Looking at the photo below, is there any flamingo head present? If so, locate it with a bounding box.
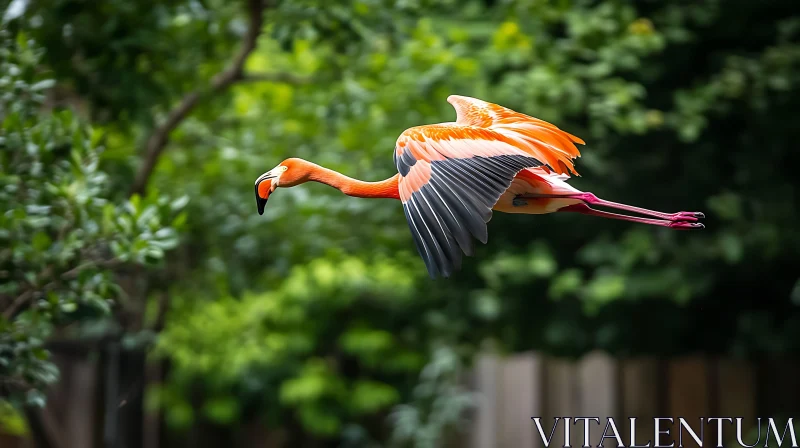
[254,158,309,215]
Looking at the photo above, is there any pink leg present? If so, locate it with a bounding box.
[559,203,704,229]
[524,192,704,222]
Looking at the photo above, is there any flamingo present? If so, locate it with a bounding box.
[255,95,704,278]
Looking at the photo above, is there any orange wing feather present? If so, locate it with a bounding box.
[446,95,583,175]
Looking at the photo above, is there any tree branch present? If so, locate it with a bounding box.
[129,0,267,196]
[3,259,122,320]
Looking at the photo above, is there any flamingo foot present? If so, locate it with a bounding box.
[671,211,705,222]
[669,221,705,230]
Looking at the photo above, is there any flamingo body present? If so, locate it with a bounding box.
[255,95,704,279]
[492,168,583,215]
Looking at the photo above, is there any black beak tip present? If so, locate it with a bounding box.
[256,197,267,215]
[255,183,268,216]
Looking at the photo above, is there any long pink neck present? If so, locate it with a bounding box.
[306,163,400,200]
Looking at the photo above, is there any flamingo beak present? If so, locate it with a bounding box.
[254,170,277,215]
[256,187,269,215]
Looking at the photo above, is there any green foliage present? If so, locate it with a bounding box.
[0,30,184,402]
[20,0,243,123]
[0,399,27,436]
[389,345,474,448]
[3,0,800,445]
[154,255,426,434]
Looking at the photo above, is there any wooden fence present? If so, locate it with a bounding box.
[3,352,799,448]
[462,352,799,448]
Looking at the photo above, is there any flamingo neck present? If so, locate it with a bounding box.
[306,163,400,200]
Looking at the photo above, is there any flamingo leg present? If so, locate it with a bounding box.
[558,203,704,229]
[522,192,704,222]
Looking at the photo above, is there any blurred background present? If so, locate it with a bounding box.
[1,0,799,447]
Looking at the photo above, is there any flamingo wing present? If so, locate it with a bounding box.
[395,96,584,278]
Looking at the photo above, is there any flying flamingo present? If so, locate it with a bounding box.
[255,95,704,278]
